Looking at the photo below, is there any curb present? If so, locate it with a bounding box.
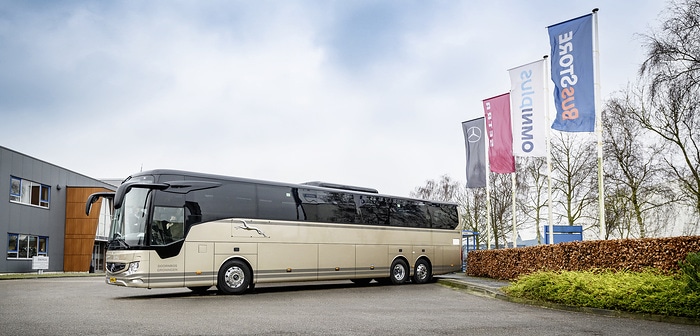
[436,278,700,326]
[436,278,509,300]
[0,272,104,280]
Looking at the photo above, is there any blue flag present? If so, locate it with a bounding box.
[548,14,595,132]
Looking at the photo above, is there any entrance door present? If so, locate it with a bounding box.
[92,242,106,272]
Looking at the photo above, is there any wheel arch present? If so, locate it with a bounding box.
[413,255,432,274]
[390,255,410,272]
[217,256,255,285]
[389,255,411,278]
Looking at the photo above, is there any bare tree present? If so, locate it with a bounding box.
[640,0,700,96]
[604,186,634,239]
[550,132,598,229]
[484,173,509,248]
[603,88,678,238]
[486,171,531,248]
[515,157,550,243]
[456,187,488,248]
[410,175,459,202]
[636,0,700,217]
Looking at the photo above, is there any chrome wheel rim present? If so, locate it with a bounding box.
[224,266,245,289]
[393,263,406,281]
[415,263,428,281]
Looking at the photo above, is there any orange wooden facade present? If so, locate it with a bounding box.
[64,187,112,272]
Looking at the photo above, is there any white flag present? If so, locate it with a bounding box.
[508,59,547,157]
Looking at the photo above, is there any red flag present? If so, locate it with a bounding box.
[483,93,515,173]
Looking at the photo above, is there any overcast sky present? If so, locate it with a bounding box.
[0,1,668,197]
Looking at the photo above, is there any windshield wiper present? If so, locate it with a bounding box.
[108,233,130,249]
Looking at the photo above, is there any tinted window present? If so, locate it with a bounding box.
[257,185,297,221]
[317,191,356,224]
[390,200,429,228]
[187,180,236,222]
[358,196,389,225]
[296,188,320,221]
[429,203,459,229]
[229,182,256,218]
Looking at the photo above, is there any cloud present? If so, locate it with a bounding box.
[0,0,670,196]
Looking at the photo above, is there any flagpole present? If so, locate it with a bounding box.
[592,8,606,239]
[484,117,493,250]
[511,172,517,248]
[544,55,555,245]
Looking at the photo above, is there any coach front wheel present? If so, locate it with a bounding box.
[217,259,252,295]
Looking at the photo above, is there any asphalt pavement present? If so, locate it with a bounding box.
[2,271,699,326]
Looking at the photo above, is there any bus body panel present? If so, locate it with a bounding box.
[411,245,435,267]
[184,242,214,288]
[147,250,184,288]
[318,244,356,280]
[257,243,318,282]
[213,242,258,257]
[355,245,389,278]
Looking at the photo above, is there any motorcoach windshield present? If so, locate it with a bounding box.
[110,187,151,248]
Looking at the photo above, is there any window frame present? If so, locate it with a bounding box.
[8,176,51,209]
[6,233,49,260]
[7,233,18,258]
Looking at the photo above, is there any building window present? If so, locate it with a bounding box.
[9,176,50,208]
[7,233,48,259]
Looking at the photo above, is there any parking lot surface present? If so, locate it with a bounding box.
[1,276,698,335]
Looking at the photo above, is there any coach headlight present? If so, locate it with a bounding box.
[125,261,140,275]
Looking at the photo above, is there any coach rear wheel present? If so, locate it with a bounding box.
[217,259,252,295]
[412,259,432,284]
[390,259,409,285]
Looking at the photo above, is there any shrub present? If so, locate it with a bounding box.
[679,251,700,292]
[504,270,700,318]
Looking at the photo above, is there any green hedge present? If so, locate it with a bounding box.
[466,236,700,280]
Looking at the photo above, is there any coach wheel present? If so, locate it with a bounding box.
[412,259,432,284]
[390,259,409,285]
[217,259,251,295]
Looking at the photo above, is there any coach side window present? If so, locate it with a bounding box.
[229,182,257,218]
[257,185,297,220]
[428,204,459,229]
[151,191,186,245]
[316,191,356,224]
[151,206,185,245]
[390,200,430,228]
[358,196,389,225]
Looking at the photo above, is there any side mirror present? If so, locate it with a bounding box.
[85,192,115,216]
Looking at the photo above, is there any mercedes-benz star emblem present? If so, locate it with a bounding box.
[467,126,482,143]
